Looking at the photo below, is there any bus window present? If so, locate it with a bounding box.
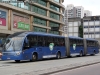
[53,37,59,46]
[80,40,83,46]
[77,40,80,46]
[26,35,38,47]
[92,41,95,47]
[90,41,94,47]
[87,41,90,46]
[53,37,57,46]
[73,39,76,44]
[69,39,73,46]
[37,36,44,47]
[44,36,48,46]
[95,41,99,47]
[59,38,65,46]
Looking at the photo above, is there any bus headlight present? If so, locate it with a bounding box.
[16,52,21,56]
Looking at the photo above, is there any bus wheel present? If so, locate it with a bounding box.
[31,53,37,61]
[80,51,83,57]
[15,60,20,62]
[57,52,61,59]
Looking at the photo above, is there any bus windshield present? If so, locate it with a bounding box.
[3,37,24,51]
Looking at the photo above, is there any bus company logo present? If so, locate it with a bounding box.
[49,43,54,51]
[73,44,76,50]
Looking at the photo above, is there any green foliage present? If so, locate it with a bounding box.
[79,25,83,38]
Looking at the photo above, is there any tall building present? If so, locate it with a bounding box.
[0,0,65,42]
[65,4,92,18]
[65,4,84,18]
[83,16,100,44]
[66,4,77,18]
[75,6,84,18]
[84,10,92,17]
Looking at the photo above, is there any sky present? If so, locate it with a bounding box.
[63,0,100,16]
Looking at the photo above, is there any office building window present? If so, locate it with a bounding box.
[36,0,47,6]
[50,12,60,20]
[8,0,17,6]
[34,17,46,26]
[32,6,47,16]
[49,21,60,27]
[34,26,47,32]
[50,4,60,12]
[49,30,60,35]
[54,0,60,3]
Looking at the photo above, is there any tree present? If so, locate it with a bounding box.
[79,25,83,38]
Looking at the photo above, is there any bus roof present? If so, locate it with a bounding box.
[68,36,83,40]
[85,38,98,41]
[8,31,65,38]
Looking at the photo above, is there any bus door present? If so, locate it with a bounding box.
[36,36,44,59]
[91,41,95,54]
[75,40,84,53]
[50,37,63,56]
[70,39,76,54]
[87,41,92,54]
[42,37,57,58]
[41,36,51,58]
[51,37,58,55]
[22,37,32,60]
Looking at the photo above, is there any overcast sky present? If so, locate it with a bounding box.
[63,0,100,16]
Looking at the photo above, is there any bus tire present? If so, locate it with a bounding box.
[15,60,20,62]
[80,51,83,57]
[31,53,37,62]
[56,52,61,59]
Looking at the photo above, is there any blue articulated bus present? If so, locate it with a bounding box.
[1,32,66,62]
[1,31,99,62]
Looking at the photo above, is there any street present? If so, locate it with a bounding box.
[50,63,100,75]
[0,54,100,75]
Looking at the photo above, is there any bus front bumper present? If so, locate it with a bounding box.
[1,52,23,60]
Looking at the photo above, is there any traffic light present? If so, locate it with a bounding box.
[51,27,59,31]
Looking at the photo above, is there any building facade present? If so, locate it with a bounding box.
[68,17,81,37]
[83,16,100,43]
[0,0,65,43]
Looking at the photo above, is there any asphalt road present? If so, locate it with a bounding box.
[0,54,100,75]
[50,63,100,75]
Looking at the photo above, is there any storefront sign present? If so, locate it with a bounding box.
[0,18,6,26]
[0,10,6,26]
[13,14,30,30]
